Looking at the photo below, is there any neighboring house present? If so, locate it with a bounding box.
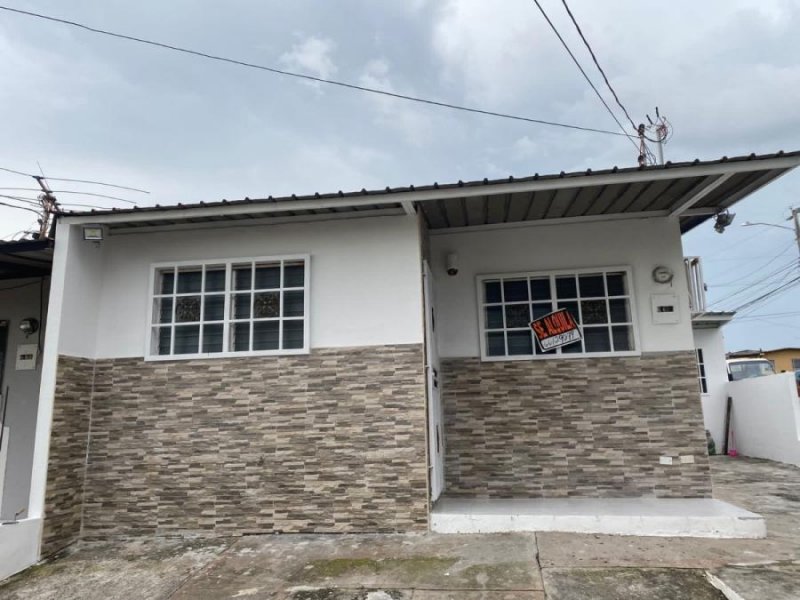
[2,150,800,580]
[685,256,736,450]
[728,347,800,374]
[0,240,52,579]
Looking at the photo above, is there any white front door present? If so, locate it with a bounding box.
[423,261,445,502]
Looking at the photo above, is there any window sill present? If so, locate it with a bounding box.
[479,350,642,362]
[144,348,310,362]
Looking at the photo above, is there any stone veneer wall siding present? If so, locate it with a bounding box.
[75,344,428,538]
[442,350,711,498]
[41,356,94,557]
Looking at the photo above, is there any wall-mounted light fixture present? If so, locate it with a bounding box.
[19,318,39,336]
[713,210,736,234]
[82,224,105,242]
[446,253,459,276]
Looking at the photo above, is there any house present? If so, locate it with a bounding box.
[684,256,736,450]
[2,150,799,580]
[728,347,800,374]
[0,239,52,579]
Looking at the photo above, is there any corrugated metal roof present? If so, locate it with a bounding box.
[57,150,800,234]
[0,239,53,280]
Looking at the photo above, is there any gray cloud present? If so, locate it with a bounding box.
[0,0,797,348]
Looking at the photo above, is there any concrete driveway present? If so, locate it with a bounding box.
[1,457,798,599]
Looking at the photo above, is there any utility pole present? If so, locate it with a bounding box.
[32,175,57,240]
[645,107,671,166]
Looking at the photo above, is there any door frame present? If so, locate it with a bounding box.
[423,261,445,502]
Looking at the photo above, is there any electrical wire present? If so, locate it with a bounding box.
[558,0,637,130]
[730,276,800,313]
[0,200,42,216]
[0,166,149,194]
[0,5,638,140]
[0,186,136,205]
[529,0,640,154]
[0,194,40,206]
[709,259,798,310]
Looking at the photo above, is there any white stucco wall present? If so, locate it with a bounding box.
[429,217,695,358]
[693,327,730,449]
[0,278,48,521]
[63,215,423,359]
[729,373,800,466]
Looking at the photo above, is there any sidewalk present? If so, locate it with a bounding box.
[0,457,797,599]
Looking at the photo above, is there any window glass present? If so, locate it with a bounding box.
[504,304,530,328]
[503,279,529,302]
[158,269,175,295]
[529,278,551,301]
[696,348,708,393]
[487,332,505,356]
[202,324,224,353]
[150,258,308,357]
[479,269,634,359]
[283,290,304,317]
[283,320,304,349]
[583,327,611,352]
[556,276,577,299]
[205,268,226,292]
[253,321,279,350]
[254,292,280,318]
[484,281,501,303]
[177,269,202,294]
[284,262,305,288]
[507,331,533,355]
[255,263,281,289]
[578,274,605,297]
[485,306,503,329]
[233,265,252,290]
[606,272,627,296]
[174,325,200,354]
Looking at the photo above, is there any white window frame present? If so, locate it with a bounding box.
[696,348,708,395]
[144,254,310,361]
[476,265,641,362]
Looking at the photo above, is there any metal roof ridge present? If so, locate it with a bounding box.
[57,150,800,219]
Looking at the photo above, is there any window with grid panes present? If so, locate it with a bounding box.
[149,257,308,358]
[479,269,636,359]
[696,348,708,394]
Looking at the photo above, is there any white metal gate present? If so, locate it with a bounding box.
[423,261,445,501]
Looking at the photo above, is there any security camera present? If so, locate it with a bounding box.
[446,253,458,276]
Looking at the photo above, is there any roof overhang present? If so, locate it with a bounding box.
[0,239,53,281]
[57,151,800,234]
[691,311,736,329]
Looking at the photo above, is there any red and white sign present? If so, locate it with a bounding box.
[531,308,582,351]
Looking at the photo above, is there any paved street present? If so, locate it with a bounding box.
[1,457,798,599]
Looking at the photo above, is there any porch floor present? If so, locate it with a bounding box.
[431,496,765,538]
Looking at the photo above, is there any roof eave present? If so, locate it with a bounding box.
[57,154,800,226]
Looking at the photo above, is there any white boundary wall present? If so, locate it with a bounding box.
[729,372,800,466]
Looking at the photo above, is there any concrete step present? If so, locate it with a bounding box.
[430,497,765,538]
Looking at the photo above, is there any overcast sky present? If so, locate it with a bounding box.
[1,0,798,353]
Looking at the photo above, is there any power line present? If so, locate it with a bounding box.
[710,259,798,310]
[0,165,149,194]
[0,187,138,202]
[730,276,800,313]
[529,0,640,155]
[0,199,42,217]
[558,0,637,130]
[0,5,638,140]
